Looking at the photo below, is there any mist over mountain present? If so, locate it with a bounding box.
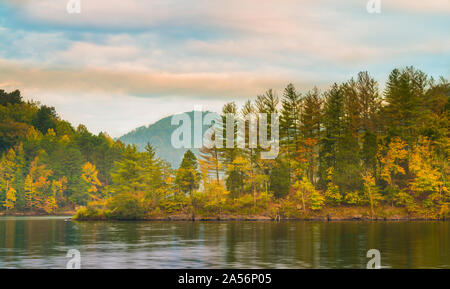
[118,111,213,168]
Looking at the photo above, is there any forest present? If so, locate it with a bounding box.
[0,66,448,220]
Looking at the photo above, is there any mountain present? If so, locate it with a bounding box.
[118,111,213,168]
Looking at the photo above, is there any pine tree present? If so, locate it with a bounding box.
[357,71,381,134]
[383,67,428,145]
[142,143,165,203]
[280,83,301,184]
[219,102,245,195]
[199,133,221,184]
[300,87,322,184]
[110,145,146,195]
[334,79,363,192]
[32,105,57,135]
[319,83,344,187]
[269,157,290,199]
[255,89,279,196]
[175,150,200,195]
[357,72,381,175]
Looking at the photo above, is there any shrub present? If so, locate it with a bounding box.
[160,193,188,214]
[279,198,298,218]
[324,183,342,206]
[233,194,254,214]
[108,192,144,220]
[73,206,106,220]
[344,191,362,206]
[310,191,325,211]
[393,190,415,207]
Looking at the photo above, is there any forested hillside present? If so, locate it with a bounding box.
[0,90,126,213]
[1,66,449,219]
[118,111,211,168]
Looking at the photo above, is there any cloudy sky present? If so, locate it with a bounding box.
[0,0,449,137]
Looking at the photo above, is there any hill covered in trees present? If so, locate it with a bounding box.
[1,66,449,220]
[118,111,211,168]
[0,90,126,213]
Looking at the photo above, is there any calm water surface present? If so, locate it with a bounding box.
[0,216,448,269]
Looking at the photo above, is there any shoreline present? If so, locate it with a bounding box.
[0,211,76,217]
[72,214,448,222]
[0,214,446,221]
[71,205,448,222]
[1,207,447,222]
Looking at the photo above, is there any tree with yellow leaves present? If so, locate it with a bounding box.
[380,137,408,205]
[24,156,53,212]
[199,137,221,184]
[362,172,383,219]
[225,155,250,199]
[293,177,324,211]
[324,167,342,206]
[24,174,34,209]
[52,176,68,207]
[43,196,57,214]
[409,137,448,215]
[5,186,16,210]
[0,148,17,210]
[380,137,408,185]
[198,181,229,216]
[82,162,102,194]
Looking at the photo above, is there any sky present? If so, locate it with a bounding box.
[0,0,449,137]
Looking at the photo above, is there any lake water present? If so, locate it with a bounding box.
[0,216,448,269]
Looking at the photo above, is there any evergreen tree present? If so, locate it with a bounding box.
[32,105,57,135]
[175,150,200,195]
[383,67,428,145]
[110,145,146,195]
[269,157,290,199]
[334,80,363,192]
[0,89,23,106]
[319,83,344,187]
[142,143,165,201]
[280,83,301,185]
[300,87,322,184]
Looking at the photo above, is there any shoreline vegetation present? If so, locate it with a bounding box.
[0,210,75,217]
[72,208,448,221]
[1,205,448,221]
[1,67,449,222]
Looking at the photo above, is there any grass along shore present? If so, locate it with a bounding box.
[72,205,448,221]
[0,209,76,216]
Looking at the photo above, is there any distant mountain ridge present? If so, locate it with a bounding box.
[118,111,212,168]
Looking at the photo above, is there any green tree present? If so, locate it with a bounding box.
[110,145,146,195]
[383,67,429,145]
[32,105,57,135]
[0,89,22,106]
[280,83,301,184]
[269,157,290,199]
[319,83,344,187]
[300,87,322,184]
[175,150,200,195]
